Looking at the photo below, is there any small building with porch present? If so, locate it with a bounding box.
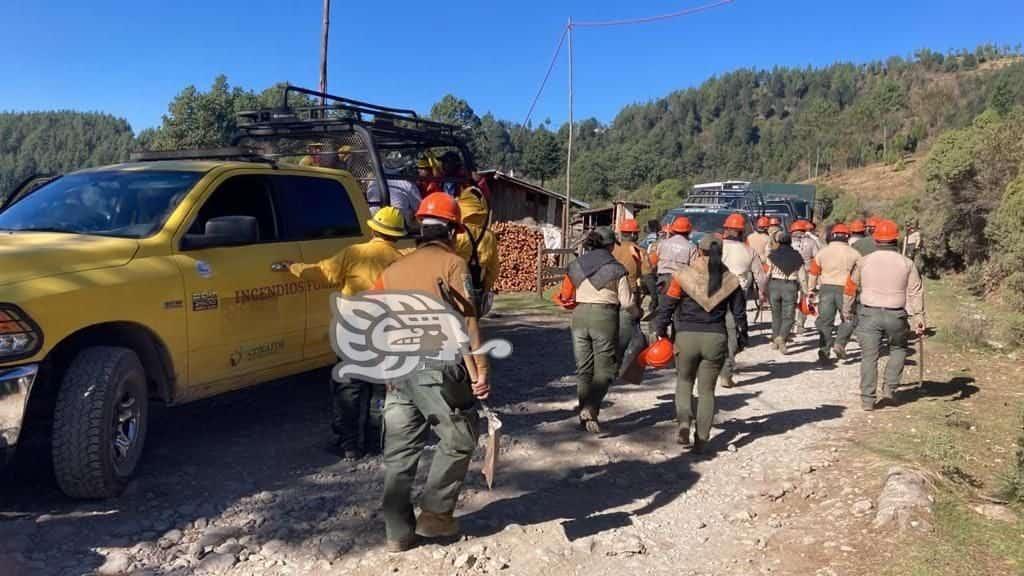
[576,200,651,231]
[478,170,588,226]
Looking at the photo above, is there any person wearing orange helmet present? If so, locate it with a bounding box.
[843,219,925,411]
[748,215,773,263]
[807,223,862,363]
[373,192,490,551]
[656,215,698,307]
[848,219,867,247]
[612,218,652,370]
[790,220,819,334]
[719,213,767,387]
[654,235,748,454]
[765,230,807,354]
[554,227,638,434]
[853,216,880,256]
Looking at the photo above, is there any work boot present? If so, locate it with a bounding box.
[691,437,708,456]
[861,402,875,412]
[832,343,847,360]
[387,535,419,554]
[774,337,787,355]
[817,349,831,364]
[718,375,735,388]
[676,425,691,447]
[415,509,460,539]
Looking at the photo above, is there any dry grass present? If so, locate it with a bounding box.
[806,153,926,208]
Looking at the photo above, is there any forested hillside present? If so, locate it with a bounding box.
[3,45,1023,212]
[0,112,134,200]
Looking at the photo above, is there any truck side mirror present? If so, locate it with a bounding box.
[180,215,260,250]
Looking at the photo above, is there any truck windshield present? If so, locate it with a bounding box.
[0,170,202,238]
[663,212,729,233]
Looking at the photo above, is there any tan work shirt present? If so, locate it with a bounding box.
[809,241,861,288]
[844,248,924,316]
[722,238,766,292]
[748,231,771,263]
[376,241,476,318]
[612,240,649,288]
[573,275,636,309]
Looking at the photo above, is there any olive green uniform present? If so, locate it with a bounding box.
[382,364,478,543]
[675,332,728,440]
[815,285,855,352]
[572,304,621,417]
[769,279,799,339]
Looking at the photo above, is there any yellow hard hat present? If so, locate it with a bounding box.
[367,206,406,237]
[337,145,352,155]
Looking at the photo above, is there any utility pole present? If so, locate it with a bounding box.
[563,17,574,248]
[319,0,331,106]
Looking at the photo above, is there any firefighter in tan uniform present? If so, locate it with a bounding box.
[844,219,925,411]
[554,227,637,433]
[748,216,772,264]
[791,220,819,333]
[611,219,649,370]
[372,193,490,552]
[720,213,766,387]
[807,223,861,363]
[765,231,806,354]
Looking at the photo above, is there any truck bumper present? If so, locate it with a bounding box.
[0,365,39,465]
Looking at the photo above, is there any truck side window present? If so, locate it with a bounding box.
[189,175,278,242]
[273,176,362,241]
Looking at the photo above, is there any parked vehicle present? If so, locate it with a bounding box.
[0,86,475,498]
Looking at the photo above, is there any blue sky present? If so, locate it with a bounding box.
[1,0,1021,133]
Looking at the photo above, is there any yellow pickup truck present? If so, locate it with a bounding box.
[0,160,387,498]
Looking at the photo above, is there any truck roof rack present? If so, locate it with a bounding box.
[129,147,276,164]
[233,84,470,153]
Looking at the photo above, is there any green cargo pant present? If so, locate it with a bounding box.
[675,331,727,442]
[382,365,479,543]
[571,303,619,420]
[856,306,910,407]
[815,285,856,354]
[615,308,634,370]
[720,312,739,382]
[330,378,369,452]
[769,279,799,340]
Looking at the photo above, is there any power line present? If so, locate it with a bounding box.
[522,26,569,129]
[574,0,735,29]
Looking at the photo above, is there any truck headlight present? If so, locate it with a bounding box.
[0,305,42,361]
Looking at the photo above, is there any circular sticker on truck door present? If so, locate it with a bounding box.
[196,261,213,279]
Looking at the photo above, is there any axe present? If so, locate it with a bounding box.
[436,279,503,489]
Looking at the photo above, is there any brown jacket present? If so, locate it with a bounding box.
[844,247,924,319]
[612,240,649,288]
[809,241,861,288]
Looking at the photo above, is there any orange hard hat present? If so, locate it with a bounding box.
[849,219,866,233]
[794,219,811,232]
[639,337,675,369]
[769,216,781,226]
[873,219,899,242]
[756,216,770,229]
[797,295,818,317]
[416,192,461,224]
[723,213,746,231]
[619,218,640,233]
[831,223,851,235]
[669,216,692,234]
[866,216,882,228]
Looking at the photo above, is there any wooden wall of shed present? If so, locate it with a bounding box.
[488,179,563,225]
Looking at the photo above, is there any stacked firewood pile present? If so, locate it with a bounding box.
[492,221,544,293]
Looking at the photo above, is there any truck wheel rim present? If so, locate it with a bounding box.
[112,388,140,472]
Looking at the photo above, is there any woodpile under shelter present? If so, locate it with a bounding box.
[577,200,651,231]
[478,170,588,226]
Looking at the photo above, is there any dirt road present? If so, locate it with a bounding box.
[1,309,907,575]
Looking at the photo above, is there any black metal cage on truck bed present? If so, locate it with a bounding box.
[130,85,477,208]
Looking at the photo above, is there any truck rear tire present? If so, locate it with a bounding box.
[52,347,149,499]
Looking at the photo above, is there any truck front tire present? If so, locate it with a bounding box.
[52,347,149,499]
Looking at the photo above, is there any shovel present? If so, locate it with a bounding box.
[464,358,502,490]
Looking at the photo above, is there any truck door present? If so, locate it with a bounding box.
[173,173,306,396]
[272,173,369,361]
